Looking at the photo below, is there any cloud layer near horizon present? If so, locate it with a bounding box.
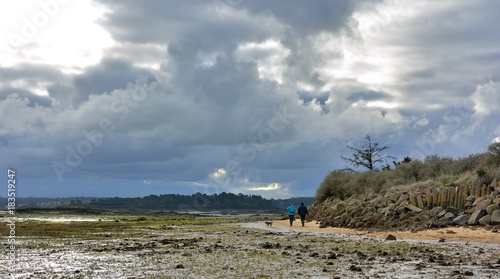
[1,0,499,199]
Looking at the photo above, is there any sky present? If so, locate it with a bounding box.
[1,0,499,199]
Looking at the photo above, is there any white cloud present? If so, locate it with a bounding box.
[209,168,228,181]
[470,80,500,120]
[247,183,281,191]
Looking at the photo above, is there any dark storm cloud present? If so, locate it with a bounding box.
[48,58,152,106]
[0,63,64,82]
[1,0,499,198]
[239,0,365,34]
[0,64,65,106]
[0,87,52,107]
[97,0,277,48]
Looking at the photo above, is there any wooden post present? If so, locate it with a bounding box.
[426,189,432,209]
[440,189,447,208]
[417,195,424,209]
[409,194,417,207]
[481,184,487,197]
[475,184,481,197]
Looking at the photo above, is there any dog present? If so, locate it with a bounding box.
[265,221,273,227]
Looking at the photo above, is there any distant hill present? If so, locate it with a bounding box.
[1,193,315,213]
[0,196,97,209]
[1,193,317,214]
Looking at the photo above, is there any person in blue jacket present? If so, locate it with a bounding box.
[286,204,297,226]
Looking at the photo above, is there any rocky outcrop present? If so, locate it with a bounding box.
[308,181,500,232]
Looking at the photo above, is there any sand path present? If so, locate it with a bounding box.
[253,219,500,244]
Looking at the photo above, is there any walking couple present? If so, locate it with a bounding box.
[286,202,308,227]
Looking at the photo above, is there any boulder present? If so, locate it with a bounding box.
[491,210,500,225]
[405,204,423,213]
[335,202,347,213]
[472,197,485,207]
[479,215,491,226]
[465,195,476,202]
[415,213,430,222]
[486,203,499,215]
[396,194,409,206]
[468,209,487,225]
[440,212,455,222]
[475,199,492,210]
[452,214,470,225]
[385,234,397,241]
[445,207,458,213]
[430,206,443,216]
[437,209,447,218]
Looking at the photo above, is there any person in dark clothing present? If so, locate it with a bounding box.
[297,202,308,227]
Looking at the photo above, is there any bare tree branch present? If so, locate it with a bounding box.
[341,135,395,171]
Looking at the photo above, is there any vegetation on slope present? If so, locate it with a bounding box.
[316,141,500,202]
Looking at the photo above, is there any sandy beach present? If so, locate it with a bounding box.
[269,219,500,244]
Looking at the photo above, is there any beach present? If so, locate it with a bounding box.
[268,219,500,244]
[2,214,500,278]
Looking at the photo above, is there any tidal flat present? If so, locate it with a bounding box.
[1,212,499,278]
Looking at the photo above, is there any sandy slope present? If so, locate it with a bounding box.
[270,219,500,244]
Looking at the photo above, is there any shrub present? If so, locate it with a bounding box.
[316,151,499,202]
[486,142,500,167]
[316,170,354,202]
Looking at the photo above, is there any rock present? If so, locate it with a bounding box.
[427,223,438,229]
[491,210,500,224]
[406,204,423,213]
[468,209,487,225]
[465,195,476,202]
[452,214,470,225]
[475,199,492,210]
[261,242,279,249]
[440,212,455,222]
[437,209,447,218]
[335,202,347,212]
[479,215,491,225]
[396,194,409,206]
[431,206,444,216]
[486,203,499,215]
[472,197,485,207]
[349,265,362,272]
[416,213,430,222]
[385,234,397,241]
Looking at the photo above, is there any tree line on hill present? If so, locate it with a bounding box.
[1,193,317,213]
[85,192,277,212]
